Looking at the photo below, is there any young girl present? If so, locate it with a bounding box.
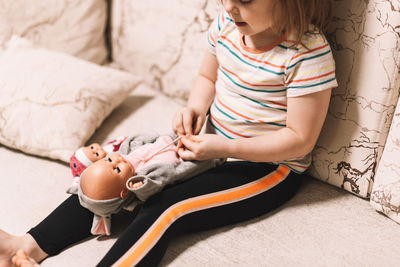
[1,0,337,266]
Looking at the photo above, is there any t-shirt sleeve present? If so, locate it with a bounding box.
[207,12,225,55]
[285,34,338,97]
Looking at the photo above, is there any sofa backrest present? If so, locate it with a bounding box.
[307,0,400,198]
[109,0,220,102]
[110,0,399,198]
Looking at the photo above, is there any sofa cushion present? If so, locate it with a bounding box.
[0,0,108,64]
[0,36,141,162]
[110,0,220,101]
[307,0,400,197]
[370,95,400,224]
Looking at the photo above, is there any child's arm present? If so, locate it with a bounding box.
[178,88,332,163]
[172,51,218,136]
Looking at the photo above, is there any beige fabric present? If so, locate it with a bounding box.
[0,0,108,64]
[0,36,141,162]
[370,95,400,224]
[2,85,400,267]
[110,0,221,101]
[308,0,400,197]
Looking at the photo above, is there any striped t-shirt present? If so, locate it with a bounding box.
[205,11,338,173]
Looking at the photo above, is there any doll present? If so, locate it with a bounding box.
[69,136,127,178]
[67,132,224,236]
[69,136,127,188]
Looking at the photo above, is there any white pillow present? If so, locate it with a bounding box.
[0,0,108,64]
[0,36,142,162]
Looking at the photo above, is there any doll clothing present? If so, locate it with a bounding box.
[120,133,225,202]
[69,148,93,178]
[67,132,225,235]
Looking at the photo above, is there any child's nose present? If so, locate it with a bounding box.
[223,0,236,13]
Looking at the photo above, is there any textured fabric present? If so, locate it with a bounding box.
[0,36,141,162]
[0,0,108,64]
[123,135,181,173]
[110,0,221,100]
[370,95,400,224]
[205,12,337,173]
[307,0,400,197]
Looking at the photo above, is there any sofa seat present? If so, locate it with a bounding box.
[1,84,400,267]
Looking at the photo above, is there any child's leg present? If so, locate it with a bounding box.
[97,161,303,266]
[27,194,93,256]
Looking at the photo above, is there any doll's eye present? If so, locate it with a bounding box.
[114,167,121,173]
[95,152,99,157]
[91,146,94,149]
[108,157,112,162]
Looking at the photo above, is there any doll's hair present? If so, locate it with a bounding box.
[272,0,333,46]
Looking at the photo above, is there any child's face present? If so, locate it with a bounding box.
[80,153,134,200]
[83,143,107,162]
[222,0,278,38]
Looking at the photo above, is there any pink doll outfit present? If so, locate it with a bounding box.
[123,135,181,173]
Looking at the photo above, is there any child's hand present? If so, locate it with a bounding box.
[178,134,228,161]
[172,107,205,136]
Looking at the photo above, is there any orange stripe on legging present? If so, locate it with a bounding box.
[114,165,290,267]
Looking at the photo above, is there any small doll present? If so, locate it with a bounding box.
[69,136,127,186]
[67,132,224,236]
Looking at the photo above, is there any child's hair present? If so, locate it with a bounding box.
[272,0,333,45]
[218,0,333,46]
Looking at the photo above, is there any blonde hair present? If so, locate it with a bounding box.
[272,0,333,45]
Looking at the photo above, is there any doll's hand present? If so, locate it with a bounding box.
[172,107,205,136]
[129,181,144,189]
[178,134,229,161]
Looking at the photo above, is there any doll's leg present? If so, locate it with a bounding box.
[97,161,303,267]
[27,194,93,256]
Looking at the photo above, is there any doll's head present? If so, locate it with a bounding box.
[83,143,107,162]
[80,153,135,200]
[70,143,108,177]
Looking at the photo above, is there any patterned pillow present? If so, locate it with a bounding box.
[0,0,108,64]
[0,36,141,162]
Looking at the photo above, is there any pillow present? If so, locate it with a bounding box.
[0,36,142,162]
[0,0,108,64]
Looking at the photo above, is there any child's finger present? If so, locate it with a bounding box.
[172,112,185,136]
[177,147,195,160]
[182,112,194,135]
[180,136,200,152]
[193,115,204,135]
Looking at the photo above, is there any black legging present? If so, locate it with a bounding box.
[28,161,303,266]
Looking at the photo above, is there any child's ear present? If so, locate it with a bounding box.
[120,188,130,199]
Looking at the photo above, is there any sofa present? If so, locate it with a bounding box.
[1,0,400,266]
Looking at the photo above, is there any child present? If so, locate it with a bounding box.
[1,0,337,266]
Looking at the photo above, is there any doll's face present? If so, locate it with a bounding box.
[80,153,135,200]
[83,143,107,163]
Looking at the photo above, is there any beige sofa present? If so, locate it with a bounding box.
[1,0,400,266]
